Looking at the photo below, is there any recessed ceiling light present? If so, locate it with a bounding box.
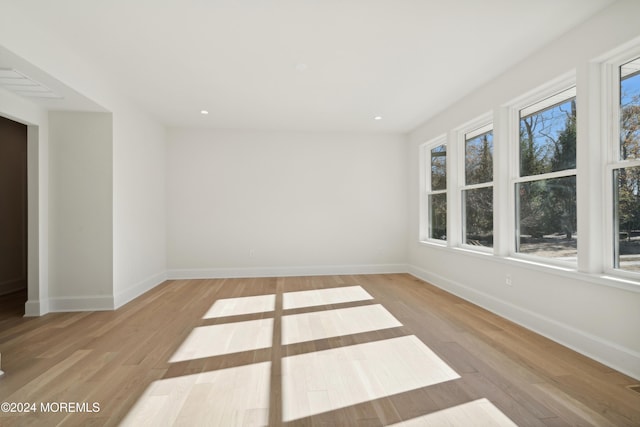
[200,110,209,115]
[374,116,382,121]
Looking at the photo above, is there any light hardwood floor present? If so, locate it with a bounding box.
[0,274,639,426]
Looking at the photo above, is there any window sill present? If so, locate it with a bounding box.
[415,241,640,294]
[419,239,448,248]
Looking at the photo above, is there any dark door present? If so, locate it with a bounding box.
[0,115,28,316]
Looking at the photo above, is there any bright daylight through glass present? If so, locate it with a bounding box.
[615,56,640,272]
[517,89,577,261]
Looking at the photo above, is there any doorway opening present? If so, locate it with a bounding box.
[0,115,28,319]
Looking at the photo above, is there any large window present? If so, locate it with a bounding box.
[613,56,640,273]
[415,45,640,287]
[462,124,493,248]
[424,141,447,241]
[515,87,577,262]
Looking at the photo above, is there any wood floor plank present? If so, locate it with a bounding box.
[531,382,621,427]
[0,274,638,426]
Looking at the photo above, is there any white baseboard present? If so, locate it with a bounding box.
[24,299,48,317]
[114,271,168,309]
[167,263,408,280]
[48,295,114,312]
[23,272,168,315]
[407,265,640,381]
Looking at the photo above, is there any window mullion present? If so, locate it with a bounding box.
[513,169,576,184]
[461,182,494,191]
[447,130,459,248]
[576,61,605,274]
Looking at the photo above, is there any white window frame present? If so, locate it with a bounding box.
[419,136,447,245]
[456,115,494,253]
[602,45,640,281]
[507,74,578,268]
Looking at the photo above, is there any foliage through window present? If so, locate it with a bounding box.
[516,87,577,261]
[431,144,447,191]
[427,143,447,241]
[520,94,576,176]
[462,125,493,248]
[614,57,640,273]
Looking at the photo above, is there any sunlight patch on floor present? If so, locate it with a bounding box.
[120,362,271,427]
[283,285,373,310]
[203,294,276,319]
[281,335,460,422]
[169,318,273,362]
[281,304,402,345]
[388,398,518,426]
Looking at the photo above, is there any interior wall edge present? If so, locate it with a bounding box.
[407,264,640,381]
[113,270,168,309]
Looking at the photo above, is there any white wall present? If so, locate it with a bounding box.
[408,0,640,379]
[167,129,407,277]
[112,105,167,307]
[45,106,167,312]
[48,112,113,308]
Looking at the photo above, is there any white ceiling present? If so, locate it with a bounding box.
[2,0,614,132]
[0,46,106,113]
